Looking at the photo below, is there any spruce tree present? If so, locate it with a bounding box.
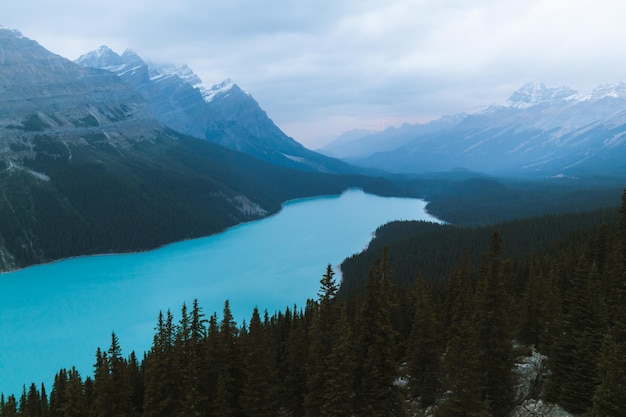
[471,231,515,416]
[48,369,68,417]
[283,308,308,417]
[240,307,279,417]
[319,303,355,417]
[61,367,88,417]
[438,257,483,417]
[592,191,626,416]
[92,333,136,417]
[143,311,180,417]
[213,300,241,417]
[177,300,207,417]
[353,250,404,417]
[407,276,440,408]
[305,264,341,417]
[1,395,19,417]
[547,255,605,414]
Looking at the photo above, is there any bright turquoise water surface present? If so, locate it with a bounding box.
[0,189,440,395]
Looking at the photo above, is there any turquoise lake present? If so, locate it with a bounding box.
[0,188,441,395]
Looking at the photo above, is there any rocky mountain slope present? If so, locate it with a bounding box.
[76,46,357,173]
[0,28,389,271]
[320,82,626,177]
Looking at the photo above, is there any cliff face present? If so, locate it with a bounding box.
[0,28,160,169]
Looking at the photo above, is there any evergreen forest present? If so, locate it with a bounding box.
[1,190,626,416]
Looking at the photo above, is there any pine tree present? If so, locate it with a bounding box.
[471,231,515,416]
[438,256,483,417]
[177,300,207,417]
[592,190,626,416]
[240,307,279,417]
[353,249,404,417]
[143,311,180,417]
[1,395,19,417]
[126,352,143,415]
[48,369,68,417]
[407,276,440,408]
[546,255,606,414]
[283,308,308,417]
[319,303,355,417]
[61,367,88,417]
[92,333,136,417]
[213,300,241,417]
[304,264,356,417]
[305,264,341,417]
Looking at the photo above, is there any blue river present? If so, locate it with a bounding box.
[0,188,441,395]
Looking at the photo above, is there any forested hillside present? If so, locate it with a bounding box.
[0,129,395,272]
[2,191,624,416]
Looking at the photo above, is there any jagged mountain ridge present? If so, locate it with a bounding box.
[320,82,626,177]
[0,30,159,152]
[76,46,357,173]
[0,28,389,271]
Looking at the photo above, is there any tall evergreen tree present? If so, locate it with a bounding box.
[283,308,308,417]
[305,264,341,417]
[438,257,483,417]
[177,300,207,417]
[213,300,241,417]
[471,231,515,416]
[61,368,88,417]
[592,190,626,416]
[407,276,441,408]
[143,311,180,417]
[48,369,68,417]
[547,255,606,414]
[353,249,404,417]
[319,303,355,417]
[92,333,136,417]
[1,395,19,417]
[240,307,279,417]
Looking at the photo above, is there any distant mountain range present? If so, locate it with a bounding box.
[0,27,389,271]
[319,82,626,177]
[75,46,357,174]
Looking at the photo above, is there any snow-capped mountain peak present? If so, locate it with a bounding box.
[579,82,626,101]
[147,62,203,86]
[505,82,578,108]
[75,46,124,69]
[0,25,25,38]
[201,78,248,103]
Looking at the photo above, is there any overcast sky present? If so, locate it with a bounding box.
[4,0,626,148]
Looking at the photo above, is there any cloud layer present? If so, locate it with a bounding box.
[5,0,626,147]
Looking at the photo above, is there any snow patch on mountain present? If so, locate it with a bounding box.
[0,25,25,38]
[201,79,249,103]
[148,62,203,86]
[578,82,626,101]
[505,82,578,108]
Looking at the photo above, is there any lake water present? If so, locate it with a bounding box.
[0,188,440,396]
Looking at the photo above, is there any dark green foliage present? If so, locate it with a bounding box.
[470,232,515,415]
[2,190,626,417]
[408,175,624,226]
[0,130,399,272]
[240,307,279,417]
[340,207,618,296]
[305,265,355,417]
[352,250,405,416]
[406,277,441,408]
[546,256,606,413]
